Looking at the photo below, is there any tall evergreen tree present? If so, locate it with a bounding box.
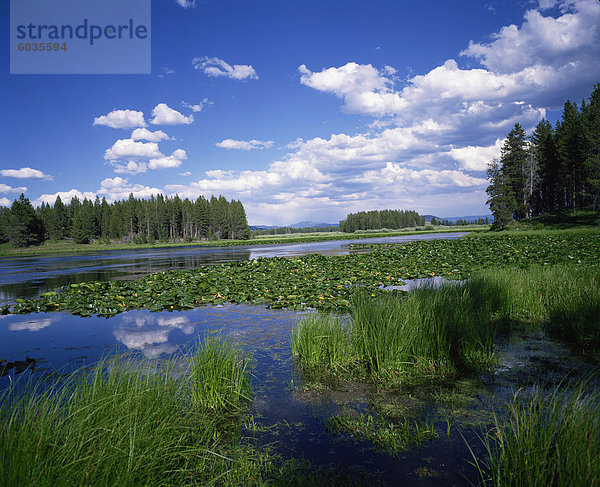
[0,207,10,243]
[500,123,529,220]
[556,100,585,210]
[582,83,600,208]
[530,119,559,213]
[486,159,516,230]
[8,194,44,247]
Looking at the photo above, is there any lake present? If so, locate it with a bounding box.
[2,230,596,485]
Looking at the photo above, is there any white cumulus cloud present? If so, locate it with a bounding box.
[182,99,211,112]
[148,149,187,170]
[193,57,258,80]
[93,109,147,129]
[176,0,195,8]
[112,161,148,175]
[104,139,162,160]
[215,139,274,150]
[150,103,194,125]
[33,189,97,206]
[131,128,171,142]
[1,167,53,180]
[98,177,163,202]
[449,139,504,171]
[461,0,600,75]
[0,183,27,194]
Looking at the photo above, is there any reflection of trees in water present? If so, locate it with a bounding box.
[0,271,123,303]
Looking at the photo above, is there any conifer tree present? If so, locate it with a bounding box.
[499,124,529,220]
[582,83,600,208]
[8,194,44,247]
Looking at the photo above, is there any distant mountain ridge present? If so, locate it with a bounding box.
[423,214,494,223]
[250,215,493,230]
[287,221,337,228]
[250,221,337,230]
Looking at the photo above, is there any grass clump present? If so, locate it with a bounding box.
[0,337,264,486]
[350,283,502,377]
[291,314,357,375]
[190,336,251,411]
[293,283,501,385]
[473,382,600,487]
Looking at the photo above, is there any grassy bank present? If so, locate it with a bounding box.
[292,264,600,385]
[0,226,480,257]
[5,229,600,316]
[0,337,269,486]
[503,209,600,231]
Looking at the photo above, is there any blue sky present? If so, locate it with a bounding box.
[2,0,600,224]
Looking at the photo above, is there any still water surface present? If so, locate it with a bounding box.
[0,233,465,304]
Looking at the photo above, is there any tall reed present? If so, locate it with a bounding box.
[350,282,501,375]
[190,335,251,411]
[473,264,600,352]
[293,282,502,380]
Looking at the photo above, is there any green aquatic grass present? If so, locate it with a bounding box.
[190,336,252,412]
[473,382,600,487]
[0,338,263,487]
[350,283,502,376]
[293,283,501,382]
[471,264,600,353]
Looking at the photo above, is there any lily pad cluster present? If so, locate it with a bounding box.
[5,231,599,317]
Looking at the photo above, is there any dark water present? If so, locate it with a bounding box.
[1,305,482,486]
[0,233,465,304]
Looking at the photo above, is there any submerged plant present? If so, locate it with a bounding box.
[327,411,438,455]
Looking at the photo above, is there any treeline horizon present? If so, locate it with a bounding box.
[0,193,250,247]
[487,82,600,229]
[339,209,425,232]
[431,216,490,226]
[251,225,339,236]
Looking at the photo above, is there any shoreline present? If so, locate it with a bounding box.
[0,226,484,258]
